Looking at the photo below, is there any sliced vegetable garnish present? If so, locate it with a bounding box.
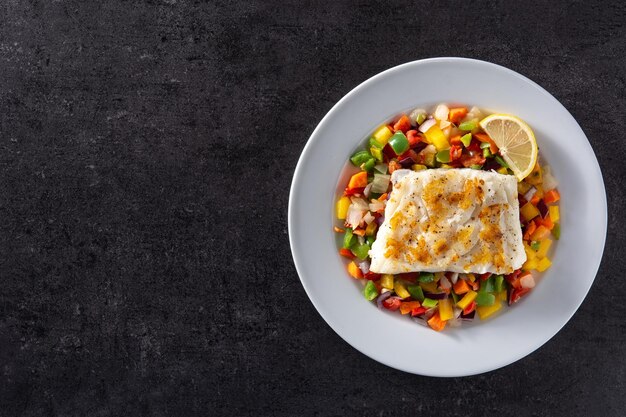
[335,104,560,331]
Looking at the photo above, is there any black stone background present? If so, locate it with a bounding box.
[1,1,625,416]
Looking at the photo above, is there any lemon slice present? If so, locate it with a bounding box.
[479,114,538,180]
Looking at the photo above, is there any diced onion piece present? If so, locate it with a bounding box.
[357,235,365,246]
[449,272,459,285]
[439,275,451,289]
[363,183,372,198]
[350,197,369,210]
[363,211,375,224]
[369,200,385,212]
[418,118,437,133]
[409,108,427,126]
[358,260,370,275]
[434,104,449,121]
[370,173,390,194]
[524,187,537,202]
[465,106,484,121]
[520,274,535,289]
[542,166,559,190]
[440,120,451,129]
[420,144,437,155]
[345,204,366,229]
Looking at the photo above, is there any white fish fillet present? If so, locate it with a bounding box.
[369,169,526,274]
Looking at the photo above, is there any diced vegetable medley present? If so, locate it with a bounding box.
[334,104,560,331]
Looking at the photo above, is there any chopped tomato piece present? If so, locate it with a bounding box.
[406,130,421,148]
[363,271,381,280]
[339,248,354,259]
[382,297,401,311]
[462,300,476,315]
[449,144,463,161]
[509,287,531,305]
[393,114,411,133]
[343,187,364,197]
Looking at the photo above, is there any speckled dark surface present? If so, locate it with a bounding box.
[1,1,624,416]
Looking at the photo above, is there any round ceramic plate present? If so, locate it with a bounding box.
[288,58,607,376]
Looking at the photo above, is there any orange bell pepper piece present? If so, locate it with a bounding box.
[544,189,560,204]
[448,107,468,124]
[474,133,499,154]
[452,279,471,295]
[347,171,368,189]
[427,312,447,332]
[523,220,537,241]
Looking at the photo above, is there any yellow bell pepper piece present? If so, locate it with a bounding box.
[526,162,543,185]
[424,125,449,151]
[412,164,427,171]
[467,273,476,283]
[394,281,411,299]
[477,301,502,320]
[524,243,536,261]
[536,257,552,272]
[549,205,560,222]
[373,125,393,146]
[523,258,538,271]
[517,181,533,195]
[381,274,394,290]
[438,298,454,321]
[536,238,553,259]
[456,290,477,310]
[365,221,377,236]
[336,196,351,220]
[498,290,507,302]
[520,202,540,222]
[497,167,509,175]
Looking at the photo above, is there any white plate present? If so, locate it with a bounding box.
[288,58,607,376]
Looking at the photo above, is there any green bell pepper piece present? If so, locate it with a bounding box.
[343,228,355,249]
[553,223,561,240]
[480,276,495,293]
[419,272,435,283]
[494,275,504,293]
[436,149,451,163]
[475,291,495,307]
[458,121,477,131]
[407,284,425,302]
[350,150,372,166]
[530,241,540,251]
[494,155,509,168]
[366,236,375,246]
[416,113,427,125]
[470,164,483,170]
[483,147,492,158]
[363,280,378,301]
[389,132,409,155]
[451,290,459,304]
[480,141,491,149]
[422,298,438,308]
[362,158,376,172]
[460,133,472,147]
[351,243,370,260]
[369,137,384,149]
